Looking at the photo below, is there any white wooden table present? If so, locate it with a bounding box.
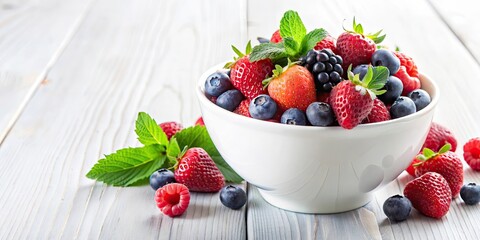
[1,0,480,239]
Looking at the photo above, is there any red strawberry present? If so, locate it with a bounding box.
[464,137,480,171]
[364,98,390,123]
[330,65,388,129]
[314,35,337,53]
[233,99,251,117]
[155,183,190,217]
[159,122,183,140]
[394,66,420,95]
[336,18,385,69]
[174,148,225,192]
[270,30,282,43]
[227,42,273,100]
[424,122,457,152]
[404,172,451,218]
[405,158,421,176]
[394,51,419,78]
[195,117,204,126]
[414,144,463,198]
[265,64,316,111]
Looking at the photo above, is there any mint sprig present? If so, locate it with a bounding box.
[86,112,243,186]
[250,10,327,62]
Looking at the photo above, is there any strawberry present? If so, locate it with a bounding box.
[364,98,390,123]
[264,62,316,111]
[159,122,183,140]
[174,147,225,192]
[405,158,421,176]
[394,66,420,95]
[393,51,419,77]
[226,41,274,100]
[155,183,190,217]
[313,35,337,53]
[195,117,204,126]
[330,65,389,129]
[404,172,451,218]
[233,99,251,117]
[414,144,463,198]
[336,18,385,69]
[270,30,282,43]
[464,137,480,171]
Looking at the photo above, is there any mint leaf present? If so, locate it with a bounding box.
[368,66,389,90]
[283,37,299,56]
[250,42,288,62]
[86,144,166,186]
[166,137,181,164]
[279,10,306,45]
[135,112,168,146]
[174,126,243,183]
[300,28,327,55]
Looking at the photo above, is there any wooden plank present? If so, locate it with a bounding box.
[247,0,480,239]
[0,0,92,143]
[0,0,247,239]
[426,0,480,64]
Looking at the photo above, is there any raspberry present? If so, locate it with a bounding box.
[159,122,183,140]
[314,35,337,53]
[393,51,419,78]
[233,99,251,117]
[464,138,480,171]
[394,66,420,96]
[155,183,190,217]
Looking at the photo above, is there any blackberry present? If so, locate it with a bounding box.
[300,49,344,93]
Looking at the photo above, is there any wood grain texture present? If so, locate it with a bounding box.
[247,0,480,239]
[0,0,247,239]
[0,0,92,142]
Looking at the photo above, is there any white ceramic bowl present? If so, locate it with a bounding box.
[196,63,438,213]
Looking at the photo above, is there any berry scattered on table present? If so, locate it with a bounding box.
[389,96,416,119]
[216,89,244,111]
[174,148,225,192]
[371,49,400,75]
[383,195,412,222]
[378,76,403,105]
[364,98,390,123]
[464,138,480,171]
[300,49,344,93]
[159,122,183,140]
[155,183,191,217]
[405,158,421,177]
[404,172,452,219]
[424,122,458,152]
[408,89,431,111]
[306,102,335,126]
[219,185,247,210]
[204,71,232,97]
[414,144,464,198]
[281,108,307,125]
[249,94,278,120]
[460,183,480,205]
[150,169,176,191]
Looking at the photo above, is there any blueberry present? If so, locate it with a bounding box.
[257,37,270,44]
[460,183,480,205]
[390,96,416,119]
[220,185,247,210]
[249,94,277,120]
[205,71,232,97]
[407,89,431,111]
[379,76,403,104]
[383,195,412,222]
[216,89,243,111]
[149,169,176,191]
[281,108,307,125]
[371,49,400,75]
[352,64,370,79]
[306,102,334,126]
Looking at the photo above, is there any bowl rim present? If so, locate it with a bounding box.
[196,62,439,132]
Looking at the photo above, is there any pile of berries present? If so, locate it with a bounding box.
[204,11,431,130]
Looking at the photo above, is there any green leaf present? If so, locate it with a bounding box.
[174,126,243,183]
[439,143,451,154]
[416,155,427,161]
[245,41,252,54]
[86,144,166,186]
[250,42,288,62]
[362,66,374,85]
[279,10,306,46]
[166,137,181,164]
[283,37,299,56]
[368,66,389,90]
[300,28,327,55]
[232,45,244,58]
[135,112,169,146]
[422,148,436,159]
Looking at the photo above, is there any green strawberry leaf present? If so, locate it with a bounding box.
[174,126,243,183]
[367,66,389,90]
[283,37,299,56]
[439,143,451,154]
[279,10,306,46]
[422,148,436,159]
[300,28,327,56]
[245,41,252,55]
[232,45,244,58]
[250,42,288,62]
[135,112,169,146]
[166,137,181,165]
[86,144,166,186]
